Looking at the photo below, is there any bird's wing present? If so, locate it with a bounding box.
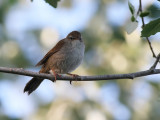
[36,39,65,66]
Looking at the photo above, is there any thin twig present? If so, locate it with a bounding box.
[139,0,156,58]
[150,53,160,70]
[0,67,160,81]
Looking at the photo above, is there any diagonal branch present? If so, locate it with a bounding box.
[0,67,160,81]
[150,53,160,70]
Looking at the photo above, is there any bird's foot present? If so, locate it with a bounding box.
[67,73,79,84]
[51,70,61,82]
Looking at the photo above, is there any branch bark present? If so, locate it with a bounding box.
[0,67,160,81]
[150,53,160,70]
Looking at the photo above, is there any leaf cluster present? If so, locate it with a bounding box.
[128,1,160,37]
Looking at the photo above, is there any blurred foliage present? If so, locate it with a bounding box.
[0,0,160,120]
[0,0,18,23]
[147,4,160,19]
[0,115,20,120]
[32,99,113,120]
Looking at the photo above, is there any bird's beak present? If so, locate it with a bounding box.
[79,37,82,42]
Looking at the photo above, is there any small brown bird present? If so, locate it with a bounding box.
[24,31,85,95]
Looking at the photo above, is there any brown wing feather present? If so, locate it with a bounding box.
[36,39,65,66]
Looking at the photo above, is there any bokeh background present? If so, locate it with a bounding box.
[0,0,160,120]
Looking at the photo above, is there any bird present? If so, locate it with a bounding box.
[24,31,85,95]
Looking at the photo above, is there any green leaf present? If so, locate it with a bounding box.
[31,0,60,8]
[45,0,60,8]
[141,18,160,37]
[128,1,135,15]
[131,16,135,22]
[140,12,150,17]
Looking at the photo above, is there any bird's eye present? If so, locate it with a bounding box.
[69,36,74,40]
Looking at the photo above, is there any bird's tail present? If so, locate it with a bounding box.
[24,78,43,95]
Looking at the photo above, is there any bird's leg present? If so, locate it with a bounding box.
[51,69,61,82]
[67,73,79,84]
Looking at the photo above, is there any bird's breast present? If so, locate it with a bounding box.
[58,41,85,73]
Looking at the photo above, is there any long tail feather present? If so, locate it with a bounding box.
[24,78,43,95]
